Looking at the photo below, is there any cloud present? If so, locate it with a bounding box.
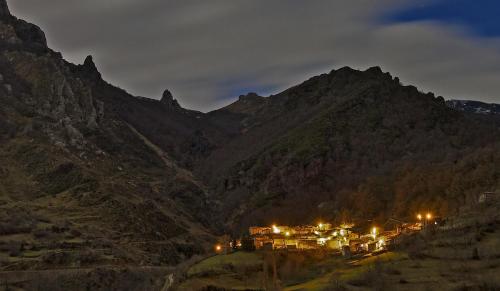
[8,0,500,111]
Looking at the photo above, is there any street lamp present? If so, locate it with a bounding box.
[417,214,422,221]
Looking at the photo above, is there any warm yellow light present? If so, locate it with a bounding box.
[426,213,432,220]
[372,227,377,235]
[417,214,422,221]
[215,245,222,252]
[333,231,338,237]
[285,231,290,237]
[340,229,345,236]
[318,223,323,228]
[272,225,281,234]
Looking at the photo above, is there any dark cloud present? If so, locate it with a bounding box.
[8,0,500,111]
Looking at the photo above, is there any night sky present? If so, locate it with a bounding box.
[8,0,500,112]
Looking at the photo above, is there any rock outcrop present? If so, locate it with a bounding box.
[0,0,10,18]
[79,55,102,81]
[160,89,180,109]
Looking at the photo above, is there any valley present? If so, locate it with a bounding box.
[0,0,499,290]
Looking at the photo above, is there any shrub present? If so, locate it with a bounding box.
[78,249,100,265]
[33,229,50,238]
[5,241,23,257]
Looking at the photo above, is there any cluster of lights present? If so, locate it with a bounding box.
[272,225,281,234]
[416,213,433,221]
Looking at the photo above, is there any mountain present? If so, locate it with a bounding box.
[1,0,500,286]
[202,68,500,232]
[0,1,220,273]
[446,99,500,115]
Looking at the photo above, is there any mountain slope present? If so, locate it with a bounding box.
[202,67,500,232]
[0,1,217,271]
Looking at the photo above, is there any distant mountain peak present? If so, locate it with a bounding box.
[238,92,263,101]
[365,66,383,74]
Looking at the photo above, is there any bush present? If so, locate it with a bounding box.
[78,249,100,265]
[5,241,23,257]
[33,229,50,238]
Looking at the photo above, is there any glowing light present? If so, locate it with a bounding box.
[318,223,323,229]
[417,214,422,221]
[426,213,432,220]
[272,225,281,234]
[285,231,290,237]
[215,245,222,252]
[340,229,345,236]
[333,231,338,237]
[314,231,320,235]
[371,227,377,239]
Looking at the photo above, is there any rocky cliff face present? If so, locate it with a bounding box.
[0,0,217,272]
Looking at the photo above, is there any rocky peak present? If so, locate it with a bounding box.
[238,92,262,101]
[160,89,180,109]
[79,55,102,81]
[84,55,97,69]
[0,0,10,17]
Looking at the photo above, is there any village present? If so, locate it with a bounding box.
[217,212,442,257]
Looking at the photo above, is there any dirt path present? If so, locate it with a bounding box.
[125,123,207,190]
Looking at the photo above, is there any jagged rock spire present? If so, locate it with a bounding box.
[0,0,10,17]
[80,55,102,81]
[160,89,180,109]
[83,55,98,71]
